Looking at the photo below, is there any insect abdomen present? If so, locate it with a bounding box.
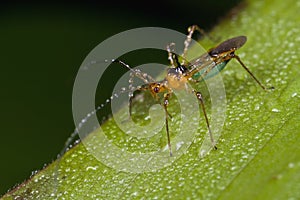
[192,60,229,81]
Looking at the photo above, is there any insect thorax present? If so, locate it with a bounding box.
[165,66,189,90]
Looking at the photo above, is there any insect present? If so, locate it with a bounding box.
[59,25,273,159]
[111,25,274,156]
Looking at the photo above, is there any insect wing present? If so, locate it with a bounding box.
[209,36,247,56]
[184,52,218,81]
[187,52,213,72]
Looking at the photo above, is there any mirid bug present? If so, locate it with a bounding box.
[109,25,273,156]
[59,25,274,159]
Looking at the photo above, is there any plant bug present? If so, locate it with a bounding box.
[111,25,274,156]
[58,25,274,159]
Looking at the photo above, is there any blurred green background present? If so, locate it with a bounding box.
[0,0,241,195]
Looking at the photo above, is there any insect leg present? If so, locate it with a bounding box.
[193,90,217,150]
[182,25,208,59]
[128,84,149,117]
[163,92,173,156]
[233,55,274,90]
[166,42,176,66]
[112,59,155,83]
[128,71,137,117]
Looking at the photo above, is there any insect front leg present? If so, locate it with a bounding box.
[128,71,137,117]
[111,60,156,119]
[112,59,155,83]
[128,84,149,118]
[163,92,173,156]
[193,90,217,150]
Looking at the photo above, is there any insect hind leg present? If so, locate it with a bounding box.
[233,55,275,90]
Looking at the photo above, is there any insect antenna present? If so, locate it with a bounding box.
[54,58,155,192]
[57,57,158,158]
[58,88,128,158]
[81,59,155,83]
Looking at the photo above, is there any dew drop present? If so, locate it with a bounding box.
[291,92,297,97]
[288,162,295,168]
[86,166,98,171]
[235,71,245,80]
[176,141,184,151]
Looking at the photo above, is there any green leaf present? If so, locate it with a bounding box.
[2,0,300,199]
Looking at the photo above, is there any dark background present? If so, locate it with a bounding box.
[0,0,241,195]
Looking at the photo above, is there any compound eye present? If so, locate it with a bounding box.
[154,86,160,93]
